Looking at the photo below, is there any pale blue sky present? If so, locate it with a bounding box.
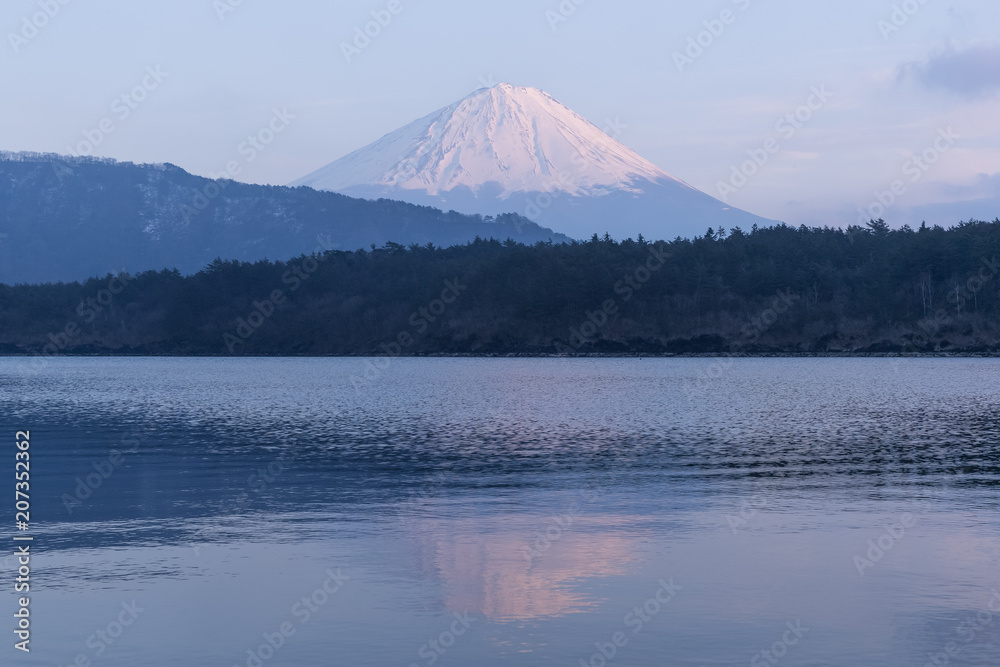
[2,0,998,227]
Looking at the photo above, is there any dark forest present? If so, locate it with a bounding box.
[3,219,999,358]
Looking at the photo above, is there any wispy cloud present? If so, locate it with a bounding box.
[933,171,1000,200]
[901,44,1000,98]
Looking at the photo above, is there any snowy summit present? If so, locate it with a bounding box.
[292,84,775,240]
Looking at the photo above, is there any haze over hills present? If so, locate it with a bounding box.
[292,83,778,241]
[0,152,566,284]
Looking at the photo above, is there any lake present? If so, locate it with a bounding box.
[2,357,999,666]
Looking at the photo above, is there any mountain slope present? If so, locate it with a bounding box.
[293,84,777,240]
[0,152,567,284]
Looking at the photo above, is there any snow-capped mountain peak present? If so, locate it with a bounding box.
[293,83,689,198]
[292,84,775,241]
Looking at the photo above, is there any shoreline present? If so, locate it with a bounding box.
[2,351,999,359]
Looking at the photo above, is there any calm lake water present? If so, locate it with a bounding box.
[2,357,999,666]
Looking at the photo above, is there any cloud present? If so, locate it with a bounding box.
[933,172,1000,200]
[897,173,1000,228]
[901,44,1000,97]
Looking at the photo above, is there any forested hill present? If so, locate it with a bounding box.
[2,220,999,357]
[0,152,567,284]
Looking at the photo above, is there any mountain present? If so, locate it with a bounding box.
[292,83,776,240]
[0,152,567,284]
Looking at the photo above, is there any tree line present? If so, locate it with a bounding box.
[2,219,999,357]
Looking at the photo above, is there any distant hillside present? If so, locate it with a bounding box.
[1,220,999,358]
[0,152,567,284]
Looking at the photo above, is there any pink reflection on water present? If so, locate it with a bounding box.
[406,513,642,621]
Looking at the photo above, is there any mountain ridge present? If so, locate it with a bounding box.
[0,151,568,284]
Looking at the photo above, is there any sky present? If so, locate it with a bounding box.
[2,0,999,228]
